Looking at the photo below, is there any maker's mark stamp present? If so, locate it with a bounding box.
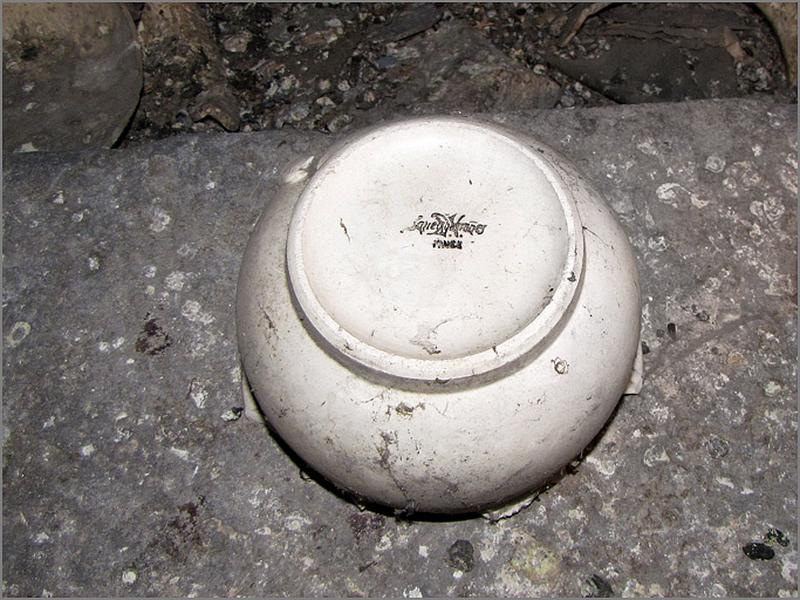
[402,212,487,250]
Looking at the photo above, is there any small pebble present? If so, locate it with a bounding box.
[222,31,252,53]
[122,569,138,584]
[279,75,298,92]
[289,103,310,122]
[376,55,398,70]
[763,380,782,397]
[80,443,95,457]
[315,95,336,108]
[326,114,352,133]
[221,407,244,422]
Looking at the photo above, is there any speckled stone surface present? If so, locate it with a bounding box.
[3,99,797,597]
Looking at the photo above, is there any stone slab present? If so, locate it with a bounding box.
[2,99,797,597]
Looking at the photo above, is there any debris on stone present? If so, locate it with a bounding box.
[742,541,776,560]
[136,3,241,136]
[366,4,442,43]
[220,407,244,422]
[347,511,385,542]
[4,3,794,149]
[121,569,138,584]
[763,528,790,547]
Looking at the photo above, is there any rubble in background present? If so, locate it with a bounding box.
[118,2,796,145]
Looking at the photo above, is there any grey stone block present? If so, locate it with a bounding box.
[2,99,796,597]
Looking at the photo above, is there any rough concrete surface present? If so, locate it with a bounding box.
[2,99,797,597]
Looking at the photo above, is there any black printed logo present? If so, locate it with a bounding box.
[402,213,487,249]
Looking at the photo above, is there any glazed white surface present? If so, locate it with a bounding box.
[237,117,641,513]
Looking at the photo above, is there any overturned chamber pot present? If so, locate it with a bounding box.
[236,117,643,515]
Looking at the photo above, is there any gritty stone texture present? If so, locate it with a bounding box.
[2,99,797,597]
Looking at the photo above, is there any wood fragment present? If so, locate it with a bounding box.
[139,3,240,131]
[558,3,611,48]
[721,26,748,63]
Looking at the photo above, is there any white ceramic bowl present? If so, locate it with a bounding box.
[237,116,642,515]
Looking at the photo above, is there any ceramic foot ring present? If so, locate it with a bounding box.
[236,117,642,514]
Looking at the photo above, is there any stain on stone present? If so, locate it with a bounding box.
[742,541,775,560]
[705,434,730,459]
[586,573,614,597]
[135,312,172,355]
[143,496,207,568]
[447,539,475,572]
[763,528,790,547]
[178,498,203,520]
[347,512,385,542]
